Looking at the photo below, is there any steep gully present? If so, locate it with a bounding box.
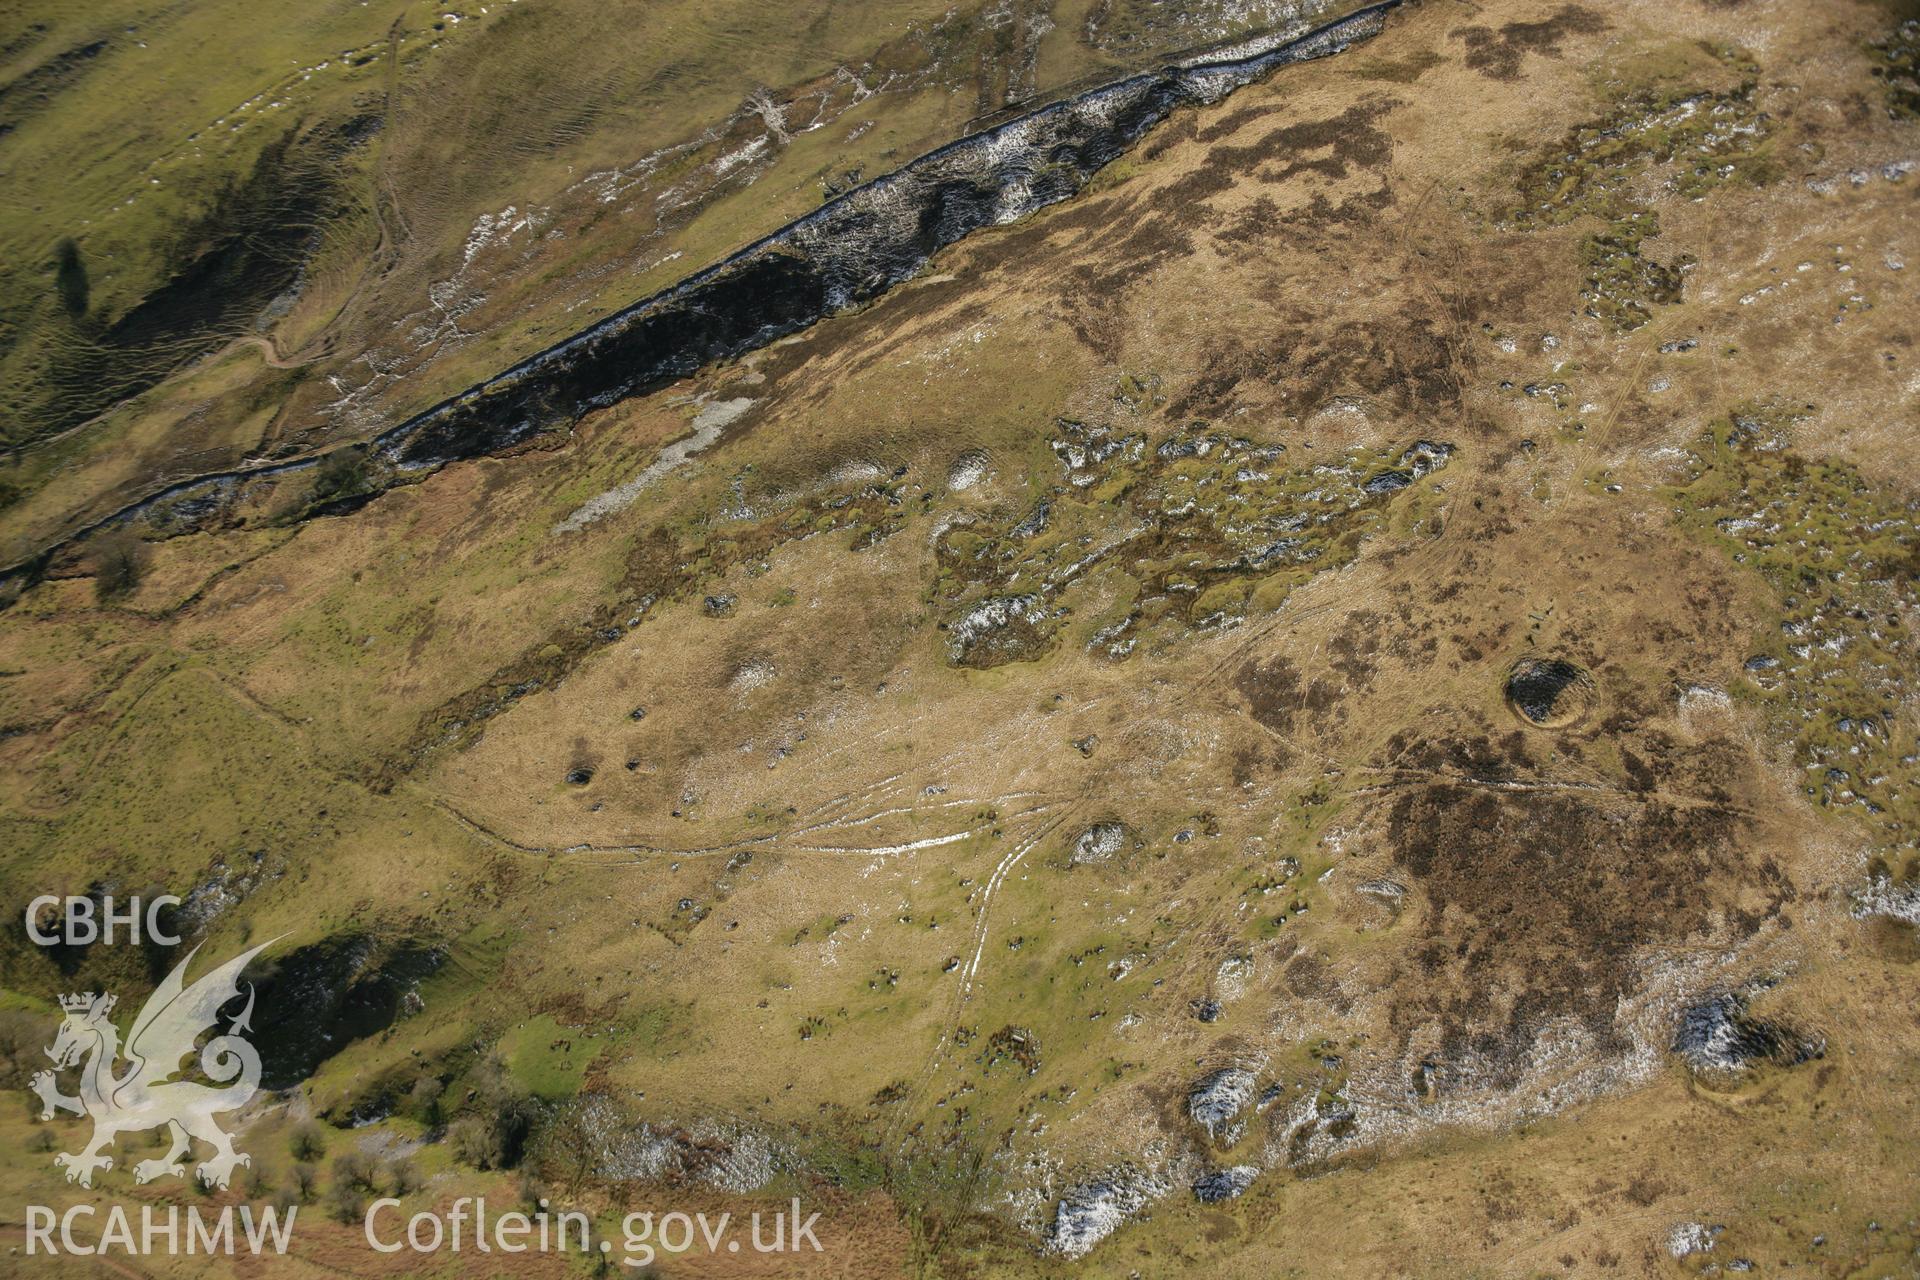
[0,1,1401,591]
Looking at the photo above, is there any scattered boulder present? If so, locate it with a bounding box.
[1187,1067,1258,1144]
[1010,499,1051,539]
[1667,1221,1720,1260]
[1363,440,1454,495]
[1672,990,1823,1082]
[729,657,777,692]
[575,1096,782,1192]
[946,594,1049,666]
[947,449,990,491]
[1399,439,1453,476]
[1355,878,1405,906]
[1362,469,1412,495]
[177,851,282,936]
[1853,867,1920,926]
[1192,1165,1259,1203]
[1213,952,1254,999]
[1070,821,1129,865]
[1046,1165,1169,1259]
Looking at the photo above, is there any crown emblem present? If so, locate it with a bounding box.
[59,992,114,1017]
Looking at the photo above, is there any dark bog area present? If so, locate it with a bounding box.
[1379,739,1793,1090]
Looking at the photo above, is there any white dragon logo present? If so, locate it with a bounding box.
[30,940,276,1189]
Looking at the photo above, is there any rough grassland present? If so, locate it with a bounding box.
[1,0,1918,1276]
